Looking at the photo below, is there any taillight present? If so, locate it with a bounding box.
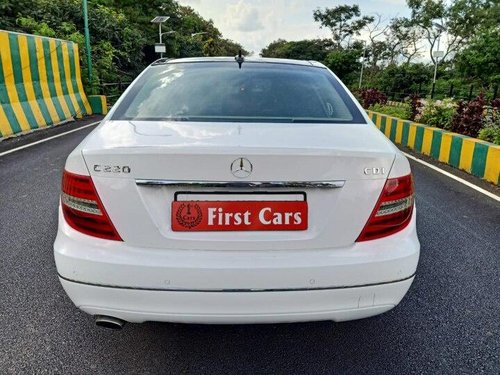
[61,170,122,241]
[356,174,414,242]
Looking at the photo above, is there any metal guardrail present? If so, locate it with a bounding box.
[377,84,498,102]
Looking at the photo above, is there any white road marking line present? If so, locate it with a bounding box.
[404,152,500,203]
[0,121,100,157]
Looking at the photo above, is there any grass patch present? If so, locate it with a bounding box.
[369,104,409,120]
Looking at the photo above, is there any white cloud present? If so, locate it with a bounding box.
[224,1,263,32]
[176,0,411,54]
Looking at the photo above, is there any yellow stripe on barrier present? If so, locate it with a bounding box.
[0,105,12,136]
[395,120,404,144]
[72,43,91,114]
[459,138,479,173]
[484,146,500,184]
[439,133,452,163]
[0,32,31,132]
[18,35,46,128]
[384,117,392,138]
[48,39,71,119]
[408,123,417,149]
[100,96,108,114]
[375,114,382,129]
[422,127,435,156]
[34,37,61,124]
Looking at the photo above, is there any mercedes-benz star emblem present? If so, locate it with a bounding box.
[230,157,253,178]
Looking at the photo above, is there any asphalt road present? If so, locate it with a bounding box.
[1,119,499,374]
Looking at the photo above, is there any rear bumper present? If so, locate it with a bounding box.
[54,208,419,323]
[59,276,414,324]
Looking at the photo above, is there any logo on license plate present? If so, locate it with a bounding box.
[175,203,203,228]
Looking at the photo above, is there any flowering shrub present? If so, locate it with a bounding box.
[449,93,486,138]
[416,98,456,129]
[478,100,500,145]
[360,88,387,108]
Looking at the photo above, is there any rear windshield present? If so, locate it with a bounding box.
[111,62,366,124]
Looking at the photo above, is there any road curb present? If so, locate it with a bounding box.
[366,110,500,185]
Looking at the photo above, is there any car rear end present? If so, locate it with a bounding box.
[54,58,419,325]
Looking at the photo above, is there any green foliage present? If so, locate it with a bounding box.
[374,63,431,95]
[456,28,500,85]
[323,48,360,82]
[369,104,409,120]
[478,127,500,145]
[0,0,247,92]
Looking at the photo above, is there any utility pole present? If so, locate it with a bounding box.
[159,22,163,58]
[359,41,366,89]
[82,0,92,84]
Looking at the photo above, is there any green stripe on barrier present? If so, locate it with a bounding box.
[55,40,76,116]
[402,121,410,146]
[380,115,386,133]
[390,118,397,141]
[414,125,424,152]
[67,44,86,114]
[430,130,442,159]
[41,38,66,121]
[0,56,22,134]
[449,136,463,168]
[8,33,38,129]
[471,143,488,178]
[26,36,52,125]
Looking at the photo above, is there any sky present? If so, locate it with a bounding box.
[177,0,411,55]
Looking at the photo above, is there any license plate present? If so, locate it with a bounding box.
[171,200,308,231]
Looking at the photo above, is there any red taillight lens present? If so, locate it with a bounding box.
[356,174,414,242]
[61,170,122,241]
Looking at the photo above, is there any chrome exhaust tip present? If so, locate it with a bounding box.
[94,315,126,330]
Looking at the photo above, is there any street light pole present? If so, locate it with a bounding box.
[82,0,92,85]
[432,34,441,84]
[159,23,163,58]
[151,16,170,59]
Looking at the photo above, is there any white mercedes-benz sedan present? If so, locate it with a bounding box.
[54,57,419,329]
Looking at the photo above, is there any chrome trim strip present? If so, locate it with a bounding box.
[135,179,345,189]
[58,273,415,293]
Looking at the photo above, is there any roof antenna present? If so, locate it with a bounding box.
[235,49,244,69]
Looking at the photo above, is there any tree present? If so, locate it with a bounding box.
[324,48,361,83]
[261,39,334,61]
[313,5,374,47]
[385,17,424,64]
[0,0,248,89]
[406,0,498,64]
[375,63,432,95]
[456,28,500,85]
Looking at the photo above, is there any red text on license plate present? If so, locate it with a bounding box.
[171,201,308,231]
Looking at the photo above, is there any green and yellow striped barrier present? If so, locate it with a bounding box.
[367,110,500,185]
[88,95,107,115]
[0,30,92,139]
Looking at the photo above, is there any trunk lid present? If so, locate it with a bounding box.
[82,120,396,250]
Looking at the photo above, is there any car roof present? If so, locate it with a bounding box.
[151,56,327,69]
